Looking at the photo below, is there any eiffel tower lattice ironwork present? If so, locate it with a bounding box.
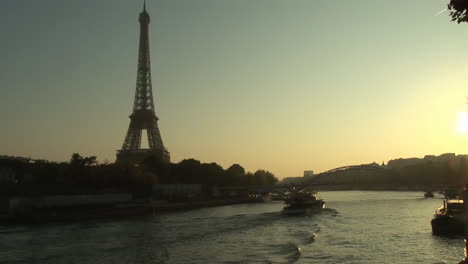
[116,3,170,163]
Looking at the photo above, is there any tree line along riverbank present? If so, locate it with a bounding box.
[0,153,278,198]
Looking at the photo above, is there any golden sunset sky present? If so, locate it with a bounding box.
[1,0,467,178]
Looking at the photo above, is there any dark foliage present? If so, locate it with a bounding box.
[157,159,278,187]
[448,0,468,23]
[2,154,278,197]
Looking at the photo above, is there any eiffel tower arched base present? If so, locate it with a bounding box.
[116,149,170,164]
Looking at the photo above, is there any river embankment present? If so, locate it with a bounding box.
[0,196,263,224]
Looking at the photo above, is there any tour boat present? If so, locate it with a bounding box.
[281,189,325,216]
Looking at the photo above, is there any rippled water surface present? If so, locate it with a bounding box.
[0,191,465,264]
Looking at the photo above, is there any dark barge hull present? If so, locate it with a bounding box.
[431,215,464,236]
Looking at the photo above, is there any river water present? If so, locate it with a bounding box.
[0,191,465,264]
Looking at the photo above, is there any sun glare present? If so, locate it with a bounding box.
[457,112,468,133]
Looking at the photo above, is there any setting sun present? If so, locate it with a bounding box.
[457,112,468,133]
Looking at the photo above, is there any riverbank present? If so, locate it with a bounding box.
[0,198,265,224]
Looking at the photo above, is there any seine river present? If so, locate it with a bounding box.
[0,191,465,264]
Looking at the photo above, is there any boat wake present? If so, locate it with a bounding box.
[271,242,304,263]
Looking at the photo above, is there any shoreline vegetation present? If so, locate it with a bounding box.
[0,153,279,224]
[4,152,468,197]
[2,152,468,224]
[0,153,278,197]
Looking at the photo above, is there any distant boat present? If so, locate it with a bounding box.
[281,188,325,216]
[424,191,434,198]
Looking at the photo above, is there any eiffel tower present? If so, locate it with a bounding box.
[116,2,170,163]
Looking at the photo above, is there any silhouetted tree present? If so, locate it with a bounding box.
[245,172,254,185]
[70,153,97,167]
[143,155,170,183]
[200,162,225,186]
[253,170,278,186]
[171,159,203,184]
[448,0,468,23]
[4,151,280,197]
[226,164,246,185]
[67,153,99,192]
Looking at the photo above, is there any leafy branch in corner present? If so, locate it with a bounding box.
[448,0,468,23]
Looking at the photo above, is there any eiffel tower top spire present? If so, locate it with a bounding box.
[139,0,150,24]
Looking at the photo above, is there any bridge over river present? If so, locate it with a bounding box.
[254,164,399,193]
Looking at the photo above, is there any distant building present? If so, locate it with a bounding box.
[363,162,380,168]
[438,153,456,160]
[423,155,436,161]
[308,167,389,186]
[387,158,426,169]
[304,170,314,177]
[387,153,460,169]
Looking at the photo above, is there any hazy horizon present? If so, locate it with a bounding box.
[1,0,468,178]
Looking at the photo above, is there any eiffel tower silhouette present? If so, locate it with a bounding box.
[117,2,170,163]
